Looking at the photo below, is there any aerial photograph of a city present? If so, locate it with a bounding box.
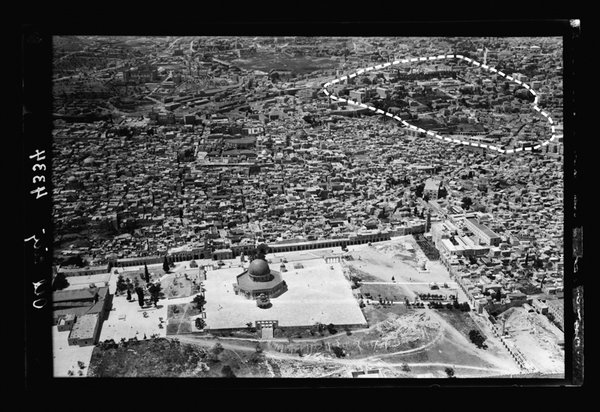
[44,34,570,379]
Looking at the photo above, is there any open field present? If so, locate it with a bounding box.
[381,309,521,376]
[344,236,470,303]
[235,305,521,378]
[359,283,412,302]
[501,307,564,375]
[166,302,202,335]
[99,295,167,342]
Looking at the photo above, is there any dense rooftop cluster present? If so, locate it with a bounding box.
[52,36,564,303]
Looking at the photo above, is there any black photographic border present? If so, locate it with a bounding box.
[22,18,584,394]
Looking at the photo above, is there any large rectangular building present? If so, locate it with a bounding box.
[68,313,102,347]
[465,218,501,246]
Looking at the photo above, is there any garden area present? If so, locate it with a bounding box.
[161,271,202,299]
[166,301,203,335]
[359,283,411,303]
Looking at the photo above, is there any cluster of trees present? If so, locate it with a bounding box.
[195,318,206,330]
[116,272,161,307]
[469,329,487,349]
[192,294,207,311]
[461,196,473,210]
[331,346,346,358]
[418,293,447,301]
[247,243,270,261]
[350,276,362,289]
[406,301,426,308]
[147,283,162,307]
[313,322,338,336]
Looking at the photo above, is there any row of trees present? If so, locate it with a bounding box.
[428,300,471,311]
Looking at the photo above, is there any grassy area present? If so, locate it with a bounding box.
[88,337,271,377]
[386,329,496,372]
[346,264,381,282]
[360,284,411,302]
[362,303,409,324]
[162,274,201,299]
[435,309,482,339]
[166,303,202,335]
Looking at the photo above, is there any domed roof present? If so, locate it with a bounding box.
[248,259,270,278]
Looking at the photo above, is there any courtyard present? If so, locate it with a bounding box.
[200,257,367,330]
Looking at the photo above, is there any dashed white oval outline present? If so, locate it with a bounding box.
[321,54,560,154]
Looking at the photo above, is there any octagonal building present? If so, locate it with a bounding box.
[233,258,287,300]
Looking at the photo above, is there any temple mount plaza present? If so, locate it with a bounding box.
[197,252,367,332]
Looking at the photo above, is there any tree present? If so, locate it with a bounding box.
[148,282,162,306]
[461,196,473,210]
[163,256,170,273]
[195,318,205,330]
[469,329,486,348]
[116,274,128,294]
[135,286,145,308]
[256,243,269,260]
[327,323,337,335]
[52,272,70,291]
[144,264,150,283]
[331,346,345,358]
[192,294,206,310]
[445,367,455,378]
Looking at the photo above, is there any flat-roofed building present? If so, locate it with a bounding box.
[465,218,501,246]
[424,178,442,200]
[68,313,101,346]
